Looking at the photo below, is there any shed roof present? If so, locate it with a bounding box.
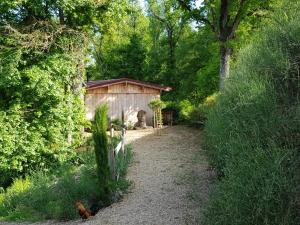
[86,78,172,92]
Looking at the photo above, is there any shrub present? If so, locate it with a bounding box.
[113,145,133,191]
[189,93,219,126]
[202,93,219,106]
[204,4,300,225]
[111,118,123,130]
[148,99,166,110]
[0,110,80,188]
[0,144,133,222]
[115,145,133,178]
[0,105,132,222]
[163,96,218,125]
[92,105,110,200]
[164,101,181,124]
[0,152,100,221]
[0,32,86,188]
[178,100,194,121]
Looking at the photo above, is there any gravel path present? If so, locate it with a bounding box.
[2,126,212,225]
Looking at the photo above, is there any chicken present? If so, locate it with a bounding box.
[75,201,92,219]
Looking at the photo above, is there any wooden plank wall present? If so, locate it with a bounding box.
[85,83,160,126]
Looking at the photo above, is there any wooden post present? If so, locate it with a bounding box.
[109,117,115,181]
[110,127,114,138]
[158,108,161,136]
[121,128,125,154]
[108,146,116,181]
[121,110,125,127]
[154,108,163,135]
[153,111,156,128]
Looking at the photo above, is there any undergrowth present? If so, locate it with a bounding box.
[0,145,133,222]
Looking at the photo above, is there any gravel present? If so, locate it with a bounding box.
[1,126,212,225]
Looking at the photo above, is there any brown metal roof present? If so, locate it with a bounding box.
[86,78,172,91]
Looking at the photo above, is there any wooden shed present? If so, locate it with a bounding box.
[85,78,171,126]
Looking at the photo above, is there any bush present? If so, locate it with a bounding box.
[189,93,219,126]
[0,109,81,188]
[166,94,218,126]
[0,144,133,222]
[163,101,180,124]
[0,31,87,188]
[113,145,133,191]
[111,118,123,130]
[178,100,194,121]
[0,152,100,221]
[204,5,300,225]
[148,99,166,110]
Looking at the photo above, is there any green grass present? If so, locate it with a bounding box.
[203,3,300,225]
[0,145,133,222]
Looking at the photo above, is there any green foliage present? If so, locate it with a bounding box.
[0,0,108,29]
[188,93,219,125]
[90,0,148,80]
[204,5,300,225]
[0,144,133,222]
[114,145,133,190]
[123,34,147,79]
[195,52,220,103]
[147,0,188,78]
[0,0,107,188]
[93,33,146,80]
[163,100,196,124]
[0,24,87,188]
[92,105,110,198]
[168,94,218,125]
[174,27,219,104]
[148,99,166,110]
[111,118,123,130]
[178,100,193,121]
[0,152,101,221]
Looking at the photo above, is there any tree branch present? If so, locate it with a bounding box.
[219,0,229,33]
[152,12,166,24]
[228,0,248,39]
[177,0,216,33]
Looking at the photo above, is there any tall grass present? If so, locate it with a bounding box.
[204,3,300,225]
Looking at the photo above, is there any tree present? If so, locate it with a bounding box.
[143,16,166,83]
[0,0,108,187]
[93,105,110,197]
[176,26,219,103]
[123,34,147,79]
[147,0,188,86]
[91,0,148,80]
[178,0,278,89]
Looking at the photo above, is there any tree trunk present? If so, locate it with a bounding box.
[59,8,64,24]
[219,44,232,90]
[167,28,176,85]
[167,30,176,71]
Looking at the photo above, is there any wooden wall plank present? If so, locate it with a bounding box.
[85,92,160,126]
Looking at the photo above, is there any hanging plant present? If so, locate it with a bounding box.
[148,99,166,110]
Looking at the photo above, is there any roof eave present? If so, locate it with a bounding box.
[87,80,172,92]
